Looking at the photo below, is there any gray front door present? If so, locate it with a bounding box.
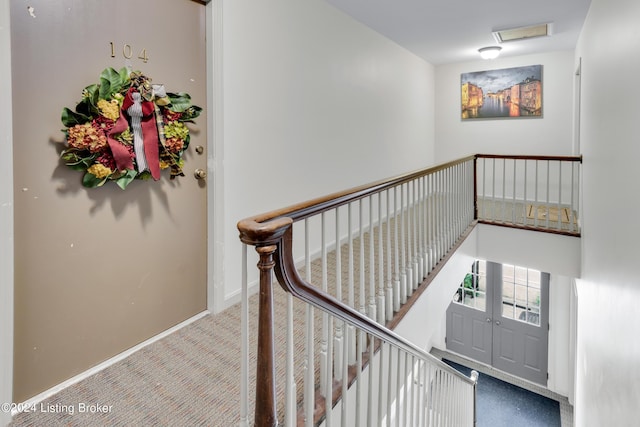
[446,261,550,385]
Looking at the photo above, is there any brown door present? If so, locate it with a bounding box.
[11,0,208,401]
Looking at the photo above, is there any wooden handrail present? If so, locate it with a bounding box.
[476,153,582,163]
[237,155,475,236]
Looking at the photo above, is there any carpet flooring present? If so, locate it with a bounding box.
[477,198,579,234]
[444,359,561,427]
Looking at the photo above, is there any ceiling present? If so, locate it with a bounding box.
[324,0,592,65]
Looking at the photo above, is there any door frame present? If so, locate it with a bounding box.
[0,0,221,418]
[207,0,227,313]
[1,0,15,423]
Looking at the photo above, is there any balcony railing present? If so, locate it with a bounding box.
[475,154,582,236]
[237,154,581,426]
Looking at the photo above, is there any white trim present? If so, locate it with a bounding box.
[0,0,14,425]
[207,0,226,314]
[10,311,209,417]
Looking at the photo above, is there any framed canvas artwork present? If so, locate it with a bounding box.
[461,65,542,120]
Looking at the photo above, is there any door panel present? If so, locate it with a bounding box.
[11,0,207,401]
[446,261,492,365]
[493,266,549,385]
[449,312,465,347]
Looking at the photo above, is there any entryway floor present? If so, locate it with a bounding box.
[431,348,573,427]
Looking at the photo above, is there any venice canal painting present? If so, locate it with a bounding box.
[461,65,542,120]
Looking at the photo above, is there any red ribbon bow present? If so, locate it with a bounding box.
[107,87,161,180]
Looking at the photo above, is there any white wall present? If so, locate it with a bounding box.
[547,275,573,398]
[476,225,581,278]
[434,51,575,163]
[574,0,640,425]
[0,0,13,424]
[219,0,436,305]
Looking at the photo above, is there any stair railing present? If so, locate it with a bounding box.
[238,156,478,426]
[475,154,582,235]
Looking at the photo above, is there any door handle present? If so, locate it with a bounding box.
[486,318,492,323]
[194,168,207,180]
[495,320,501,326]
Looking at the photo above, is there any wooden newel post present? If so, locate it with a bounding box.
[254,244,278,427]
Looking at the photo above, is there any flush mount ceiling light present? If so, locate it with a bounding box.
[478,46,502,60]
[492,23,553,43]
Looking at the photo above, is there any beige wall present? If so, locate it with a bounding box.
[10,0,208,401]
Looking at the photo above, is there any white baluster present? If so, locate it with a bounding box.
[571,162,577,232]
[419,177,427,282]
[348,203,356,365]
[334,208,344,379]
[393,186,401,312]
[378,342,386,426]
[546,160,550,228]
[524,159,528,227]
[239,244,248,427]
[303,219,315,427]
[284,293,296,426]
[427,174,434,273]
[400,184,408,304]
[534,160,539,228]
[513,159,517,224]
[385,190,394,321]
[369,195,377,321]
[411,180,419,291]
[355,329,365,427]
[325,316,333,427]
[367,338,375,426]
[558,161,563,229]
[377,193,386,324]
[320,212,328,393]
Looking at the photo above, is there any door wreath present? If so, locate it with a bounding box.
[60,67,202,189]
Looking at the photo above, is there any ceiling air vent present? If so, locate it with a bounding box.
[492,23,553,43]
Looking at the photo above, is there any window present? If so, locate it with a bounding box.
[501,264,541,326]
[452,260,486,311]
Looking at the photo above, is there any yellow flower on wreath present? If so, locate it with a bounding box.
[97,99,121,121]
[87,163,112,179]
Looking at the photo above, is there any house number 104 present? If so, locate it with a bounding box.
[110,42,149,63]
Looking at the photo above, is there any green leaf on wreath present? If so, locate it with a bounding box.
[166,92,194,112]
[82,172,107,188]
[80,84,101,115]
[98,78,111,101]
[61,150,96,170]
[61,107,91,127]
[118,67,130,87]
[67,159,95,171]
[115,169,138,190]
[99,67,126,100]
